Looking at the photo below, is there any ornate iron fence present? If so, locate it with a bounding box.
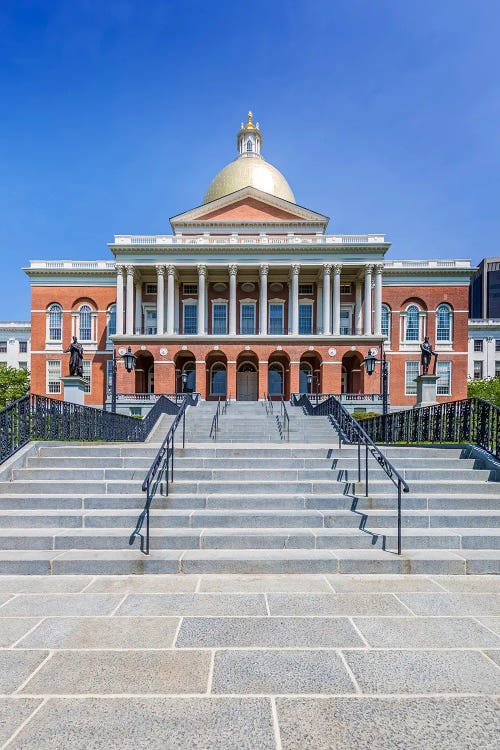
[359,397,500,461]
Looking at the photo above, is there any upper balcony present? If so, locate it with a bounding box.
[111,234,386,246]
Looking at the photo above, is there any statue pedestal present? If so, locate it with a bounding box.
[60,376,86,406]
[414,374,439,408]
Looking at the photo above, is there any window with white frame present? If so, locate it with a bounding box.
[79,305,92,341]
[298,284,313,295]
[19,361,27,370]
[19,341,28,353]
[145,284,157,295]
[107,305,116,338]
[405,304,420,342]
[183,303,197,334]
[183,284,198,296]
[381,304,390,338]
[82,360,91,393]
[436,361,451,395]
[46,360,61,394]
[340,284,351,295]
[212,303,227,335]
[495,361,500,378]
[0,341,6,353]
[436,304,452,342]
[48,303,63,341]
[473,361,483,379]
[269,303,284,335]
[496,340,500,352]
[298,303,313,335]
[144,309,157,335]
[240,303,255,335]
[474,339,483,352]
[405,361,419,395]
[340,309,352,335]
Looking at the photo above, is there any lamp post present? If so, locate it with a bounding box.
[181,371,188,393]
[306,372,319,405]
[363,349,389,417]
[109,346,137,413]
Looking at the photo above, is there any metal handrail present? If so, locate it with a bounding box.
[264,393,274,415]
[301,394,409,555]
[129,395,195,555]
[209,397,222,440]
[276,397,290,441]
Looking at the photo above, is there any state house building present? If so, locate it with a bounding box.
[26,113,472,411]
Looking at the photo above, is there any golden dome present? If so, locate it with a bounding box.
[203,155,296,204]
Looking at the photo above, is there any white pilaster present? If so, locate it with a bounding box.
[373,264,383,336]
[134,276,142,334]
[125,265,135,336]
[332,263,342,336]
[166,265,175,335]
[322,264,332,335]
[364,264,373,335]
[355,280,363,335]
[197,264,207,335]
[228,264,238,336]
[259,264,269,335]
[156,265,165,335]
[116,265,124,336]
[291,264,300,335]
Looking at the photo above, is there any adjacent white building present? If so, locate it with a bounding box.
[468,319,500,380]
[0,322,31,371]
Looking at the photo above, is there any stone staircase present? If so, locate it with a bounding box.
[0,399,498,574]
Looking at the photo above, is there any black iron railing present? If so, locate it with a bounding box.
[129,395,197,554]
[264,393,274,415]
[276,397,290,441]
[209,394,231,440]
[291,392,383,405]
[297,394,409,554]
[359,397,500,461]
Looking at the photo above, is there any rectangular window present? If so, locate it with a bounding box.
[145,284,157,295]
[241,304,255,335]
[405,361,419,395]
[212,303,227,335]
[19,341,28,353]
[46,360,61,394]
[381,306,390,338]
[0,342,6,353]
[298,284,313,295]
[19,362,27,370]
[474,339,483,352]
[340,309,352,335]
[495,361,500,378]
[183,284,198,296]
[144,309,157,335]
[83,360,91,393]
[340,284,351,294]
[473,361,483,379]
[496,340,500,352]
[106,359,114,396]
[269,303,284,335]
[298,303,313,335]
[183,304,197,334]
[436,361,451,395]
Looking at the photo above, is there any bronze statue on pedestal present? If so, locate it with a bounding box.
[64,336,84,377]
[420,336,438,375]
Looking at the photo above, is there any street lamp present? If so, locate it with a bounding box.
[362,348,389,416]
[109,347,137,413]
[122,346,137,373]
[181,371,188,393]
[306,372,319,405]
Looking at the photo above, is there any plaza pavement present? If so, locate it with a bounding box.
[0,573,498,749]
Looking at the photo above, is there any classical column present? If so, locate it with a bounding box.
[166,265,175,335]
[259,264,269,335]
[134,276,142,334]
[125,265,135,336]
[197,264,207,335]
[364,264,373,335]
[322,264,332,335]
[116,265,124,336]
[156,265,165,335]
[355,280,363,335]
[332,263,342,336]
[228,264,238,336]
[291,263,300,335]
[373,264,383,336]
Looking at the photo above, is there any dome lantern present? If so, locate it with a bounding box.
[237,111,262,156]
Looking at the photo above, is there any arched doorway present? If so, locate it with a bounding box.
[174,351,196,394]
[268,351,290,400]
[299,352,322,395]
[341,351,364,394]
[236,351,259,401]
[205,352,227,400]
[135,351,154,394]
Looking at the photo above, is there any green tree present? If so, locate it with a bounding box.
[467,377,500,407]
[0,365,30,410]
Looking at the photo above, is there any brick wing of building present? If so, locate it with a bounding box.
[25,113,472,412]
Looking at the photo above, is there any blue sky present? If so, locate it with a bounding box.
[0,0,498,320]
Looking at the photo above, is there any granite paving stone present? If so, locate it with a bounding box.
[477,618,500,636]
[343,649,500,694]
[327,574,444,593]
[84,574,200,593]
[20,650,211,694]
[429,576,500,593]
[0,594,125,618]
[0,651,49,693]
[16,617,181,650]
[176,617,363,648]
[483,650,500,667]
[352,616,500,648]
[397,593,500,617]
[276,696,500,750]
[212,649,355,694]
[0,618,42,648]
[0,576,92,594]
[116,593,267,617]
[267,593,408,616]
[6,696,276,749]
[0,699,43,746]
[0,593,14,608]
[198,574,332,592]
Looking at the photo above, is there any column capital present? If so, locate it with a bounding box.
[333,263,342,275]
[260,263,270,276]
[116,264,125,276]
[228,264,238,277]
[291,263,301,276]
[373,263,384,274]
[364,264,374,275]
[156,264,166,277]
[125,264,135,277]
[323,263,333,275]
[167,264,177,277]
[197,264,207,277]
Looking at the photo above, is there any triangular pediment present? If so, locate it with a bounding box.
[170,187,329,232]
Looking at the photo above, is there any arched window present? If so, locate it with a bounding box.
[405,304,420,342]
[107,304,116,338]
[48,304,62,341]
[299,362,312,394]
[436,304,452,341]
[381,304,390,338]
[79,305,92,341]
[268,363,284,396]
[211,363,227,395]
[246,139,253,152]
